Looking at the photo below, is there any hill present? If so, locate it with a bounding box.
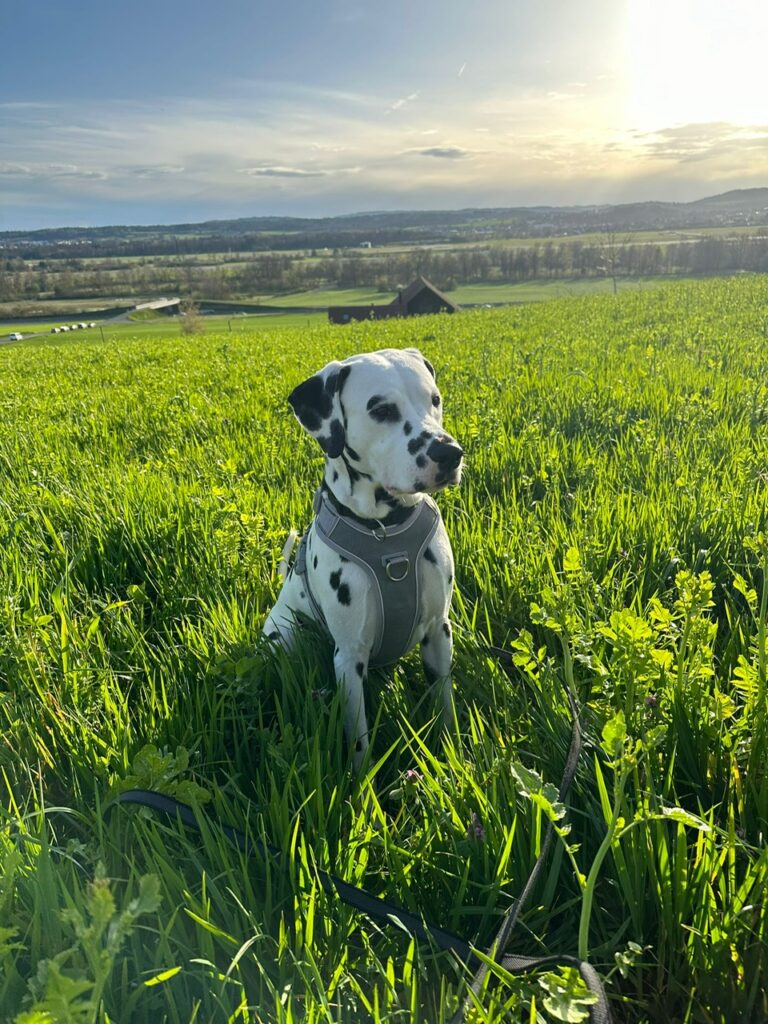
[1,188,766,260]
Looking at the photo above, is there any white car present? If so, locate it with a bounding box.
[7,332,23,341]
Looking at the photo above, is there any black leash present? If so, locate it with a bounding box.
[106,651,612,1023]
[448,646,606,1023]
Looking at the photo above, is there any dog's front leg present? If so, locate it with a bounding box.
[334,646,370,772]
[420,618,454,729]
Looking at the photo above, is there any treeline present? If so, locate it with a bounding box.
[2,234,768,304]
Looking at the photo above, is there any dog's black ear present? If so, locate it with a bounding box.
[288,362,350,458]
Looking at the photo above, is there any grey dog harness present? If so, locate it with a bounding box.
[294,488,441,667]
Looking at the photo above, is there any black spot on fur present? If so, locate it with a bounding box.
[423,357,436,379]
[367,394,384,411]
[424,663,439,686]
[332,470,339,482]
[448,572,453,584]
[355,740,363,752]
[356,662,364,677]
[345,444,361,461]
[408,435,426,455]
[416,454,427,468]
[337,583,351,605]
[432,393,441,407]
[442,622,451,638]
[300,590,306,598]
[342,455,361,488]
[369,402,402,424]
[424,547,436,564]
[313,556,318,569]
[414,479,426,490]
[403,420,413,436]
[268,630,280,640]
[330,570,341,590]
[318,417,345,458]
[374,486,399,508]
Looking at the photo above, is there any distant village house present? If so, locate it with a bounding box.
[328,276,459,324]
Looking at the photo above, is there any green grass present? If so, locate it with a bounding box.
[262,276,704,310]
[446,277,703,304]
[9,312,328,346]
[262,286,397,307]
[1,276,768,1022]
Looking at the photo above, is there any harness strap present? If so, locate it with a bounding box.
[295,492,441,666]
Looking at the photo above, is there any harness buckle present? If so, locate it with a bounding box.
[383,553,410,582]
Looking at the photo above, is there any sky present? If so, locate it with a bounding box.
[1,0,767,230]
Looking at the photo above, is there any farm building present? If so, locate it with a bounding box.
[328,276,460,324]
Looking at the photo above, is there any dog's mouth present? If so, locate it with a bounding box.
[431,466,463,492]
[385,466,463,498]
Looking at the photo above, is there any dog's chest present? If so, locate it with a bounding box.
[297,495,451,666]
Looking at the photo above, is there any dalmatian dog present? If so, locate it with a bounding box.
[263,348,463,772]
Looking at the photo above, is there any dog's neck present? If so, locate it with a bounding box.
[323,457,422,524]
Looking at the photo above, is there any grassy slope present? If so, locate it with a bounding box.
[0,277,767,1022]
[263,276,703,309]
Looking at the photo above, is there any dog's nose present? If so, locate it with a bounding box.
[428,438,463,471]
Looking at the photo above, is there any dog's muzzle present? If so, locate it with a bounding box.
[428,438,464,484]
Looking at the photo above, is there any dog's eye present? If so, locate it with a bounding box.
[432,394,441,408]
[369,402,401,423]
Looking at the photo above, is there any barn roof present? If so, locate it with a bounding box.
[328,275,460,323]
[393,275,460,312]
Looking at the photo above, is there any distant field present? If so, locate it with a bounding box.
[3,311,328,345]
[0,275,735,344]
[262,275,703,309]
[1,276,767,1023]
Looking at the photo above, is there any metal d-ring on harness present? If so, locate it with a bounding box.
[106,644,612,1024]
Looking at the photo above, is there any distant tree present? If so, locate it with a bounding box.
[179,299,204,335]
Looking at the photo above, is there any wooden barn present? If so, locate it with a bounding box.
[328,276,460,324]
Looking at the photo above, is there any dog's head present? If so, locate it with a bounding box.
[288,347,463,496]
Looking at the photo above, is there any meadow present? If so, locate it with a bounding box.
[0,276,767,1023]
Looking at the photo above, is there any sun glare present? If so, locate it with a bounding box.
[626,0,768,130]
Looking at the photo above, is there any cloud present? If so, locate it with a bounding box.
[241,164,360,178]
[128,164,185,178]
[387,92,418,113]
[2,79,768,229]
[634,122,768,164]
[411,146,471,160]
[0,161,107,180]
[243,165,331,178]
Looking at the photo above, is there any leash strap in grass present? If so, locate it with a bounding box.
[107,788,477,959]
[109,781,610,1022]
[106,658,611,1024]
[448,647,612,1024]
